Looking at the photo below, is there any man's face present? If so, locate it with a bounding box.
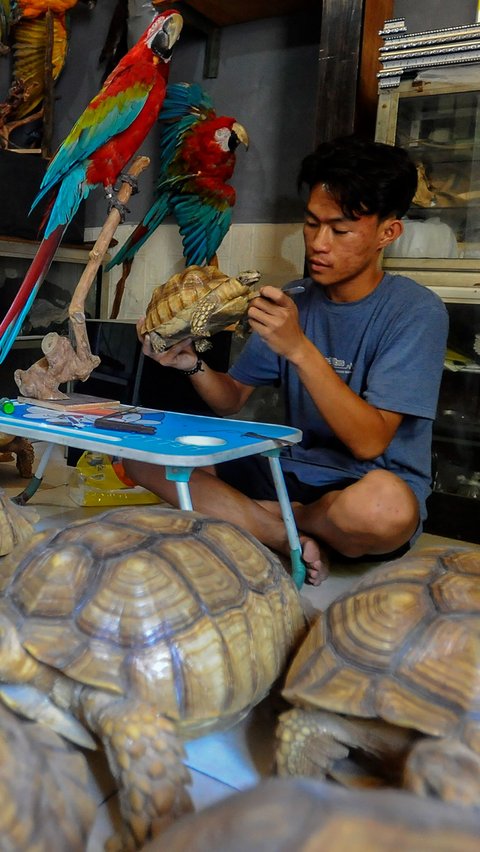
[303,184,395,297]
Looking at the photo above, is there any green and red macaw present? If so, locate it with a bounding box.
[107,81,249,276]
[0,8,182,362]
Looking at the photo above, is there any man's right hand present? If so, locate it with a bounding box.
[136,319,198,371]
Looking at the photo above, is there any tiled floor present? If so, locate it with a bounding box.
[1,441,478,851]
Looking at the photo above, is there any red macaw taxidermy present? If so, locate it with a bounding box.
[0,8,182,363]
[106,81,249,279]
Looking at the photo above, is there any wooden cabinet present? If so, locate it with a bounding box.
[375,20,480,543]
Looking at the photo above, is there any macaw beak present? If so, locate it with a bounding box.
[230,122,249,151]
[152,12,183,61]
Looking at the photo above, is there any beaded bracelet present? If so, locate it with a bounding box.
[182,359,204,376]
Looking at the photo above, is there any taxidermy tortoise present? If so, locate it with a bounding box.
[276,546,480,806]
[0,702,96,851]
[0,505,306,851]
[140,264,261,352]
[142,777,480,852]
[0,489,38,556]
[0,433,34,478]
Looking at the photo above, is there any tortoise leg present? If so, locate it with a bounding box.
[193,295,247,338]
[194,337,212,352]
[276,708,349,778]
[5,437,35,479]
[148,331,168,353]
[81,692,193,850]
[276,708,415,786]
[0,705,96,852]
[404,736,480,806]
[190,298,217,337]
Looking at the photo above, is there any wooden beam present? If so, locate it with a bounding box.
[314,0,394,144]
[356,0,394,136]
[185,1,316,27]
[314,0,364,143]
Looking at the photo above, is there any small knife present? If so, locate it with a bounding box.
[243,430,296,447]
[94,418,156,435]
[281,283,305,295]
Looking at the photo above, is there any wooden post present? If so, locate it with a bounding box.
[69,156,150,318]
[314,0,394,143]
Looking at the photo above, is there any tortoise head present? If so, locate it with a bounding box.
[237,270,261,288]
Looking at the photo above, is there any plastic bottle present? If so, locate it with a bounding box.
[69,451,162,506]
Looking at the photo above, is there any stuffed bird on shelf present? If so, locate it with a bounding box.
[0,1,96,150]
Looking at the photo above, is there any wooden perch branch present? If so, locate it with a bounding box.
[14,156,151,400]
[69,155,150,318]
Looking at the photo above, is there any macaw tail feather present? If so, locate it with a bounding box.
[174,194,231,267]
[105,194,170,271]
[0,225,66,364]
[105,222,149,271]
[160,82,214,122]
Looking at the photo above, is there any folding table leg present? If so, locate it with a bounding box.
[264,450,306,589]
[13,441,56,505]
[165,457,306,588]
[165,465,194,511]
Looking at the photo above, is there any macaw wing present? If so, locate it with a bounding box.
[173,193,232,266]
[156,82,215,183]
[0,0,12,51]
[159,81,214,122]
[11,15,69,120]
[32,64,153,206]
[105,192,171,270]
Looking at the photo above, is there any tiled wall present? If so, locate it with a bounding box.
[86,223,306,321]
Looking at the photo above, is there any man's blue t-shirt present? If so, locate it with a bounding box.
[229,273,449,530]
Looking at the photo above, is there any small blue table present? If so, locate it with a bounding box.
[0,403,306,587]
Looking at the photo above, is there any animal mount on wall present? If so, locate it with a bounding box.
[0,1,96,157]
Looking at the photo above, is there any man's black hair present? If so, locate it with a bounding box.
[298,135,418,221]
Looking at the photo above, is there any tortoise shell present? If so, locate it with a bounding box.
[0,489,38,556]
[145,777,480,852]
[141,264,260,352]
[282,547,480,747]
[0,506,306,737]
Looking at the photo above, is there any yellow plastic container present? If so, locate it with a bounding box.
[69,452,162,507]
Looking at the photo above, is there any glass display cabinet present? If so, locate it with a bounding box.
[377,78,480,268]
[375,19,480,542]
[0,238,107,398]
[428,301,480,542]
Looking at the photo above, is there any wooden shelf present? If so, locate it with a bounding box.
[157,1,315,27]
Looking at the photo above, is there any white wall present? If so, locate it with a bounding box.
[92,222,305,321]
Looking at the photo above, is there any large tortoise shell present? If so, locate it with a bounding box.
[142,265,234,332]
[145,777,480,852]
[282,547,480,746]
[140,265,260,351]
[0,506,306,736]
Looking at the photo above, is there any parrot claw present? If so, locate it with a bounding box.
[104,186,130,221]
[116,173,139,195]
[107,198,131,221]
